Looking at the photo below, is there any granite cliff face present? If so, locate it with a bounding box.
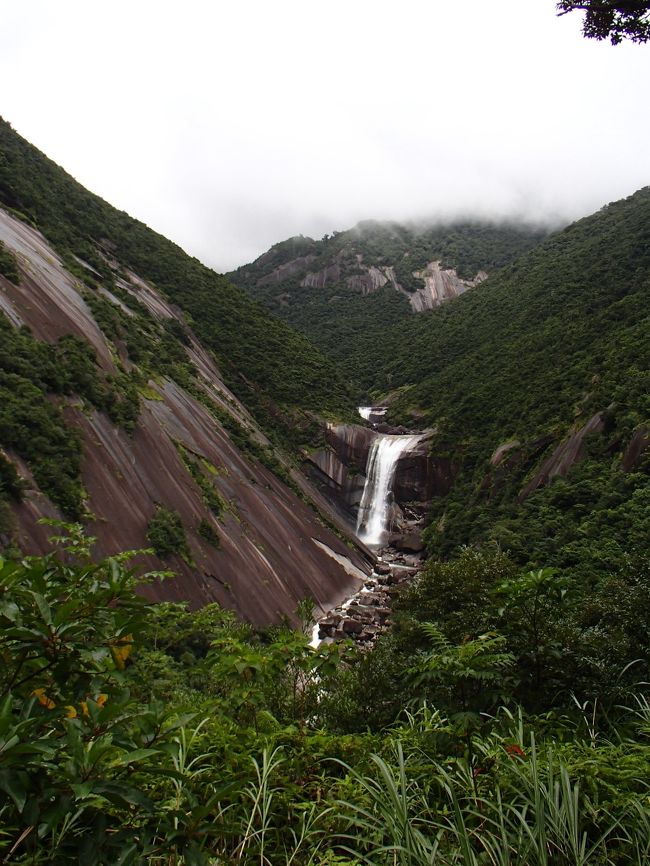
[0,206,372,624]
[295,255,484,311]
[408,261,487,311]
[242,247,487,313]
[305,424,378,522]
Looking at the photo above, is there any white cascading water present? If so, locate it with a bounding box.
[356,434,422,547]
[358,406,373,421]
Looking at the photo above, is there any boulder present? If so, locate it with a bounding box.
[345,606,375,624]
[341,618,364,635]
[365,593,385,606]
[402,555,424,567]
[389,530,425,553]
[319,614,342,629]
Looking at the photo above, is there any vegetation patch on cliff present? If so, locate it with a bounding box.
[0,316,141,517]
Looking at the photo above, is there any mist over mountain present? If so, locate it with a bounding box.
[2,3,649,272]
[229,218,550,384]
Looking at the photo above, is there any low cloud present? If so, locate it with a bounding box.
[1,0,649,271]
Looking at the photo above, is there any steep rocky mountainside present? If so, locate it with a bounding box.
[0,121,372,623]
[0,119,356,446]
[1,115,648,635]
[229,220,548,384]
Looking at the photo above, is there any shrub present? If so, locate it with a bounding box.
[0,240,20,284]
[147,506,189,558]
[198,517,221,548]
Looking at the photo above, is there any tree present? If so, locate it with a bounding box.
[557,1,650,44]
[410,624,515,723]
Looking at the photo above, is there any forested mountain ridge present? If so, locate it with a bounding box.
[372,186,650,578]
[229,219,548,383]
[298,185,650,731]
[379,186,650,430]
[231,187,649,591]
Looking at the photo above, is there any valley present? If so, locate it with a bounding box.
[0,117,649,864]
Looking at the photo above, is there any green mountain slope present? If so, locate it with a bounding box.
[229,219,548,387]
[0,119,356,441]
[381,189,650,433]
[379,188,650,570]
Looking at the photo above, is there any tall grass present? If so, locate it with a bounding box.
[136,710,650,865]
[224,747,329,866]
[333,726,650,866]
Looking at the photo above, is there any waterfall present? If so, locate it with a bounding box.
[358,405,387,423]
[356,434,421,547]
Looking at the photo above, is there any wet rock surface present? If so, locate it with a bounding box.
[621,425,649,472]
[313,548,423,647]
[306,422,454,532]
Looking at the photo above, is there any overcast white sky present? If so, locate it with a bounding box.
[1,1,649,271]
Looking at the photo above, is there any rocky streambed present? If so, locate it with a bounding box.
[312,549,423,647]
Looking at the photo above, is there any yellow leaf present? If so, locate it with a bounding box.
[96,693,108,708]
[32,688,56,709]
[110,634,133,670]
[65,705,77,719]
[80,701,89,716]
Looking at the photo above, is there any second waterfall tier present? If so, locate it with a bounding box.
[356,434,423,547]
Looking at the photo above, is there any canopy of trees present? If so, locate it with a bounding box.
[557,0,650,43]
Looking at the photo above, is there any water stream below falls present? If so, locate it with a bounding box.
[356,433,422,547]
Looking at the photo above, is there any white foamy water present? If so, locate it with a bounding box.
[310,623,321,648]
[356,434,421,547]
[358,405,388,422]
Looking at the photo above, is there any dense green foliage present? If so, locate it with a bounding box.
[0,316,140,517]
[0,239,19,283]
[0,118,356,443]
[235,187,650,626]
[381,189,650,434]
[230,220,547,385]
[361,188,650,568]
[0,108,649,866]
[2,529,649,864]
[387,547,650,714]
[82,287,195,390]
[147,506,190,560]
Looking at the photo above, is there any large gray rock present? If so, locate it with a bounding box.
[622,426,649,472]
[341,618,364,635]
[519,413,605,500]
[389,530,425,553]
